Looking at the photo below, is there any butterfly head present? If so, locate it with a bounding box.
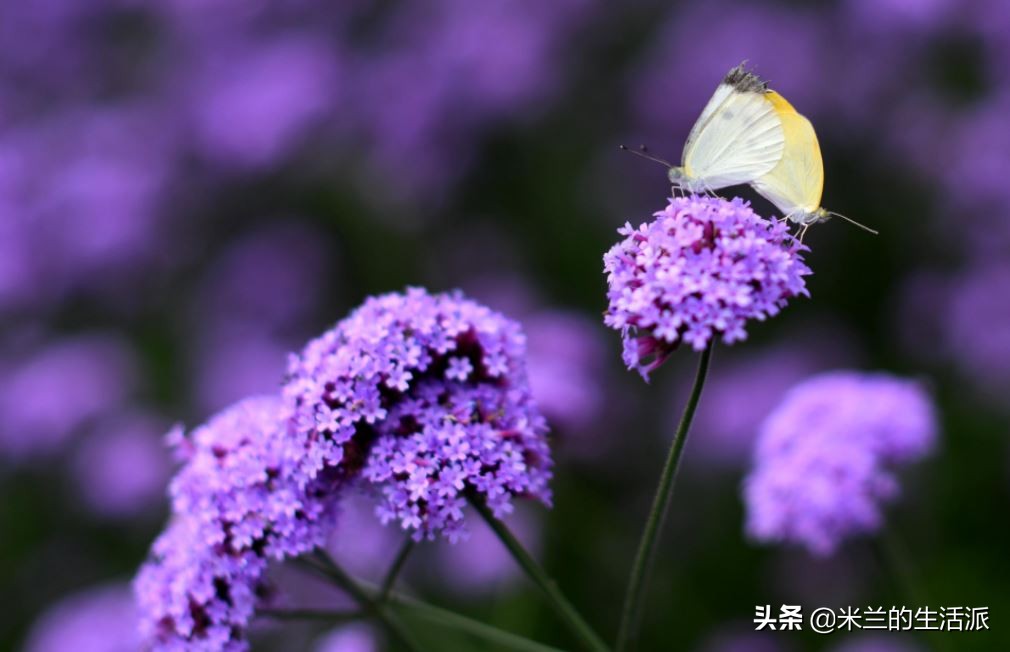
[668,167,709,193]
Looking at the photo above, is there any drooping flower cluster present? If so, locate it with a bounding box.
[135,288,553,650]
[744,371,938,556]
[135,396,338,651]
[603,196,810,379]
[284,287,552,541]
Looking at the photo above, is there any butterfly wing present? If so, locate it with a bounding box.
[682,82,736,161]
[682,89,786,190]
[751,95,824,217]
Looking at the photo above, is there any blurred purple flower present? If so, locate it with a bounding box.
[192,330,290,415]
[0,106,174,309]
[349,0,590,202]
[71,412,172,519]
[683,333,860,469]
[195,222,332,330]
[188,222,332,413]
[285,288,552,542]
[135,396,339,651]
[841,0,956,33]
[943,262,1010,394]
[525,310,607,434]
[0,334,135,461]
[604,196,810,380]
[314,624,381,652]
[633,2,826,140]
[326,493,402,582]
[23,582,139,652]
[183,37,341,170]
[744,371,938,556]
[435,506,541,595]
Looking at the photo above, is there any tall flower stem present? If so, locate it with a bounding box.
[308,551,425,652]
[468,496,610,652]
[376,584,567,652]
[877,528,952,652]
[379,538,416,602]
[615,340,714,652]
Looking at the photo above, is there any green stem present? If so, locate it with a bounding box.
[877,529,952,652]
[379,538,416,603]
[468,496,610,652]
[383,587,567,652]
[615,340,714,652]
[293,556,564,652]
[310,551,425,652]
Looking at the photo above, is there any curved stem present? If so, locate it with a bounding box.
[379,538,416,603]
[615,340,714,652]
[293,554,564,652]
[385,588,567,652]
[468,496,610,652]
[310,551,425,652]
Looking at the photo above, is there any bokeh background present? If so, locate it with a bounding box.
[2,0,1008,650]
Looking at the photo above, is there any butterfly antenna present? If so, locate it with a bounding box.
[619,144,674,168]
[828,211,879,235]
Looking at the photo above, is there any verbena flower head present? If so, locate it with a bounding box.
[604,196,810,379]
[744,371,938,556]
[135,396,338,651]
[24,583,139,652]
[284,287,552,542]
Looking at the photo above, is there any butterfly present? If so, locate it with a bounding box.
[751,92,878,240]
[653,64,789,194]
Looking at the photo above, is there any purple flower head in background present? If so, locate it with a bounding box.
[682,330,861,470]
[944,262,1010,395]
[314,624,381,652]
[744,371,938,556]
[135,396,339,651]
[604,196,811,380]
[189,221,333,413]
[183,36,341,170]
[72,412,172,519]
[284,287,552,542]
[0,334,135,461]
[0,106,174,309]
[434,506,541,595]
[326,493,402,581]
[525,310,608,435]
[23,582,139,652]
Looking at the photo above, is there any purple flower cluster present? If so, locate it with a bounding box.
[744,371,938,556]
[603,196,811,379]
[136,288,552,650]
[0,334,135,461]
[284,288,552,542]
[135,396,337,651]
[23,582,139,652]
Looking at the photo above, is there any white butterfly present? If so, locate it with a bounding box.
[667,64,787,194]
